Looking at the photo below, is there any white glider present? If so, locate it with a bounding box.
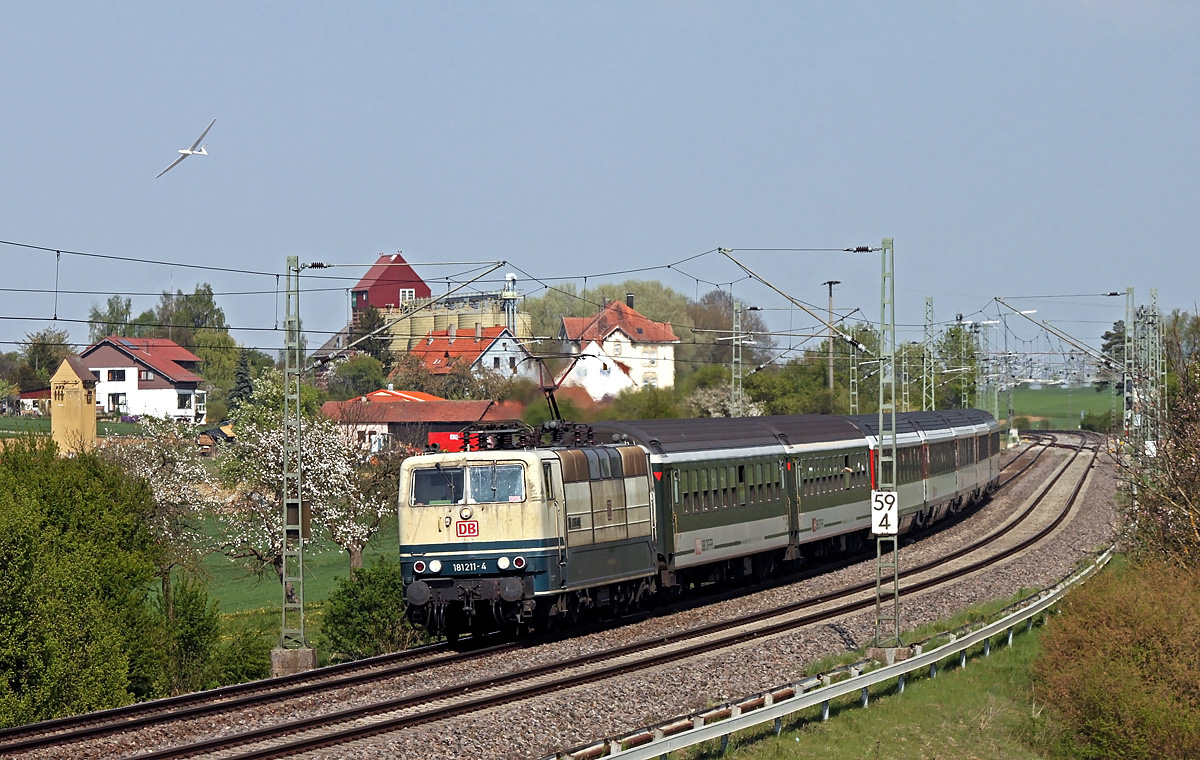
[156,118,216,179]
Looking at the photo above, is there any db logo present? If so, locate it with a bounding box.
[456,520,479,538]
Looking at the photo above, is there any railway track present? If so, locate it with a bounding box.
[1,433,1086,760]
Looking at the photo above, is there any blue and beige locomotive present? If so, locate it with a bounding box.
[399,410,1001,638]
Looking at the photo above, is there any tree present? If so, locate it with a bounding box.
[351,305,394,369]
[227,350,254,415]
[1094,320,1126,391]
[326,355,387,401]
[0,438,164,724]
[318,559,424,661]
[218,371,393,575]
[88,295,134,342]
[95,416,220,621]
[18,326,75,382]
[154,283,228,351]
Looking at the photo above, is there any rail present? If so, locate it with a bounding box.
[544,543,1115,760]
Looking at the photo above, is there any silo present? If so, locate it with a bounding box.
[407,313,436,350]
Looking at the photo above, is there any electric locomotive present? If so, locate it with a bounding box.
[399,410,1001,639]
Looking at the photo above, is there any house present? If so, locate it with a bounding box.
[81,336,207,423]
[405,325,539,382]
[558,295,680,401]
[351,253,432,320]
[321,391,524,452]
[50,356,97,454]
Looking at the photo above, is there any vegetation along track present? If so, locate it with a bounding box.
[5,435,1074,759]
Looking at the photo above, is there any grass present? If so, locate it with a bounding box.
[1008,384,1115,430]
[678,615,1057,759]
[0,416,144,436]
[200,515,401,651]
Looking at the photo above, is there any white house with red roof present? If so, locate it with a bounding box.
[80,336,207,422]
[404,325,539,382]
[558,296,680,401]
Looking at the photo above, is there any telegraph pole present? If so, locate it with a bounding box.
[923,297,935,411]
[730,301,745,417]
[273,256,316,675]
[823,280,840,391]
[873,238,900,649]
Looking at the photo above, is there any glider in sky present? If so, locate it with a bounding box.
[156,118,216,179]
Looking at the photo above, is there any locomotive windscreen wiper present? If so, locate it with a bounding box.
[435,462,457,503]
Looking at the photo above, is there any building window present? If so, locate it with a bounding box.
[139,370,154,381]
[399,288,416,303]
[177,393,192,409]
[108,369,125,382]
[108,393,126,410]
[612,342,622,356]
[493,356,501,369]
[509,356,516,369]
[645,374,658,388]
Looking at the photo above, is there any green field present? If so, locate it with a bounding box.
[0,416,142,437]
[1006,384,1115,430]
[201,516,401,643]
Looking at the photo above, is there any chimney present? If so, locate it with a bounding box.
[626,293,635,309]
[448,323,457,342]
[475,323,482,341]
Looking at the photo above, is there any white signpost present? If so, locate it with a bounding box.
[871,490,899,536]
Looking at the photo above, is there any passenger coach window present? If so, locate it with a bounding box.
[411,467,465,505]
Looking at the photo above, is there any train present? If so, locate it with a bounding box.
[398,409,1002,639]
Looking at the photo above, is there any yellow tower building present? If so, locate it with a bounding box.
[51,356,98,455]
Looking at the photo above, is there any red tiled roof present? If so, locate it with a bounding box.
[322,399,523,424]
[357,389,444,403]
[352,253,432,305]
[82,336,203,383]
[560,301,679,344]
[405,326,517,375]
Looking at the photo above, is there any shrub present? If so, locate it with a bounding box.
[318,559,424,661]
[1033,562,1200,759]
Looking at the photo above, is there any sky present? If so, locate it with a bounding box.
[2,1,1197,375]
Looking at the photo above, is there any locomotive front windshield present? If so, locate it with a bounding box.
[410,463,525,505]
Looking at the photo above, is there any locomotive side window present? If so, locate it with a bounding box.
[543,462,555,500]
[411,467,465,505]
[468,464,526,503]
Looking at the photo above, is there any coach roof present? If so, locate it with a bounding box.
[592,414,863,455]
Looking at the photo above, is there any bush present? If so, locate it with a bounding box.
[318,559,424,661]
[218,624,272,684]
[1033,562,1200,759]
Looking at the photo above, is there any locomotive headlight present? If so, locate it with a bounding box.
[414,561,427,574]
[513,556,527,570]
[428,560,442,574]
[497,556,510,570]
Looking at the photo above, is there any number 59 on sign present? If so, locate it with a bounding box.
[871,490,898,535]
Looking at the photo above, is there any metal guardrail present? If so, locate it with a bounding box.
[542,544,1115,760]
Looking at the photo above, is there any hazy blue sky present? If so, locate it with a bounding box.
[2,2,1196,368]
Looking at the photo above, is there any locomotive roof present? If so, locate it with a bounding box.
[591,414,863,454]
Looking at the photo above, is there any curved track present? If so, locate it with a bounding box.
[2,435,1072,759]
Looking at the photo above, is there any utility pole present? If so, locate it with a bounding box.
[923,297,935,411]
[273,256,316,676]
[730,301,745,418]
[823,280,840,391]
[873,238,900,649]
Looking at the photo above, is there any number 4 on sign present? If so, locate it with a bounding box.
[871,490,899,536]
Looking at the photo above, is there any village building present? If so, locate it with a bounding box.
[321,390,523,452]
[404,324,539,382]
[557,295,680,401]
[81,336,207,422]
[50,356,97,454]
